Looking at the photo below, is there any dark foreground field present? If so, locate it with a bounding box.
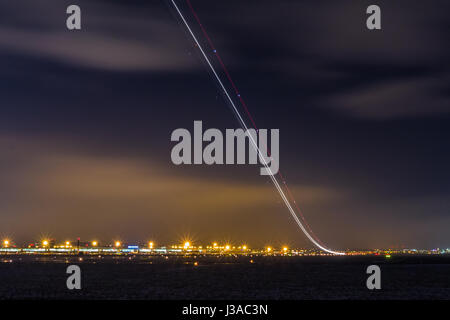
[0,254,449,299]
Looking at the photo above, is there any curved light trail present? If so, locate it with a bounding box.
[184,0,328,250]
[170,0,344,255]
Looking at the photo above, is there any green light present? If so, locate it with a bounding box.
[385,254,391,258]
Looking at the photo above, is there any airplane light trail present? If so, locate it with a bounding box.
[184,0,326,248]
[170,0,344,255]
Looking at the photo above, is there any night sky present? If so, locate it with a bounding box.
[0,0,449,249]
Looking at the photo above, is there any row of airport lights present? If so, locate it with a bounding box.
[0,239,155,249]
[2,239,289,253]
[183,242,289,253]
[1,239,140,249]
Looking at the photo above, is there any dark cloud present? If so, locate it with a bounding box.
[0,0,196,71]
[183,0,449,118]
[324,76,450,118]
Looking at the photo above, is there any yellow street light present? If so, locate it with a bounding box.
[115,241,121,247]
[42,240,49,247]
[225,245,231,251]
[184,241,190,249]
[267,247,272,252]
[3,240,9,247]
[149,241,154,248]
[242,245,247,251]
[92,241,98,247]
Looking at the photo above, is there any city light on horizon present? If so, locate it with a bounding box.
[0,236,444,257]
[0,236,442,256]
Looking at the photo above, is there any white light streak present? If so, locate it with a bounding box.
[171,0,344,255]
